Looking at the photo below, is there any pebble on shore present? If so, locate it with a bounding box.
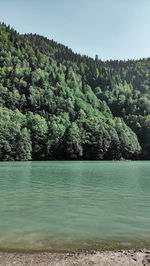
[0,249,150,266]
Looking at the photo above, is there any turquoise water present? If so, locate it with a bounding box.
[0,161,150,251]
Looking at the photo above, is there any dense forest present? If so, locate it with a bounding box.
[1,22,150,160]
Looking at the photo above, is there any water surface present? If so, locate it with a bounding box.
[0,161,150,251]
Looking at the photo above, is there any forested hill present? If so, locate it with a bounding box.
[1,23,150,161]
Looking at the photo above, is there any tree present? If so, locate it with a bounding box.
[66,122,83,159]
[26,112,48,159]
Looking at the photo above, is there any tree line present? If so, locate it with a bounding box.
[1,22,150,160]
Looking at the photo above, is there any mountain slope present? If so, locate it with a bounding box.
[0,23,147,160]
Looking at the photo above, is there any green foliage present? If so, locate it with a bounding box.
[66,122,83,159]
[0,22,147,160]
[0,107,31,160]
[26,112,48,159]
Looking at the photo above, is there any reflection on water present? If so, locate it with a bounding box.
[0,161,150,251]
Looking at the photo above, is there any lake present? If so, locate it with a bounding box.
[0,161,150,252]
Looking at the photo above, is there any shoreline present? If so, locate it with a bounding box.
[0,249,150,265]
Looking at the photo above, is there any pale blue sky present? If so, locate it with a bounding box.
[1,0,150,60]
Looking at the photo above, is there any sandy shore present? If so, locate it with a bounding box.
[0,249,150,266]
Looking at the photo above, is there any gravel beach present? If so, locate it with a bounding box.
[0,249,150,266]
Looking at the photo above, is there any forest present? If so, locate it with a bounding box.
[0,22,150,160]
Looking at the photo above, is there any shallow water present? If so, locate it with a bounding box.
[0,161,150,251]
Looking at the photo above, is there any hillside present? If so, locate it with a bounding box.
[1,22,150,160]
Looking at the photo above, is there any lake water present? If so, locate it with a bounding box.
[0,161,150,252]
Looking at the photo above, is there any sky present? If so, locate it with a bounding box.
[1,0,150,61]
